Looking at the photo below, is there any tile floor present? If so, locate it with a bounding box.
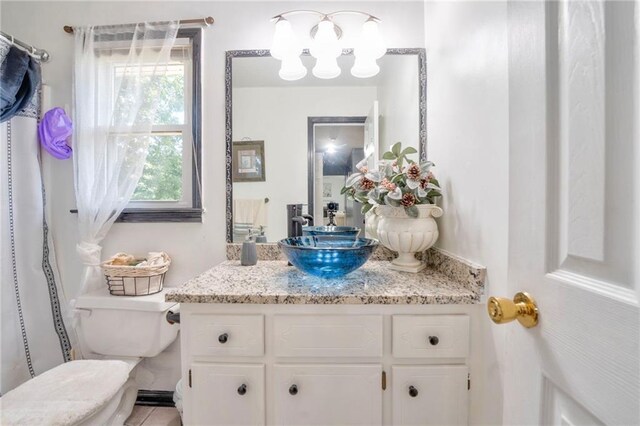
[125,406,181,426]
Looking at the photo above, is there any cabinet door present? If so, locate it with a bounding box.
[190,363,265,426]
[274,364,382,425]
[392,365,468,426]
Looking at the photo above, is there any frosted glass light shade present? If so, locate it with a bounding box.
[351,19,386,79]
[271,18,301,60]
[279,55,307,81]
[351,55,380,78]
[355,19,386,59]
[309,20,341,59]
[313,56,341,79]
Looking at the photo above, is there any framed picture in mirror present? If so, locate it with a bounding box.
[232,140,265,182]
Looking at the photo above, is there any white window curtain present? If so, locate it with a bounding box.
[72,22,179,303]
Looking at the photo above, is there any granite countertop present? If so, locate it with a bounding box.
[166,255,485,305]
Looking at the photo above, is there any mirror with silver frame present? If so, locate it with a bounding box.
[226,49,426,243]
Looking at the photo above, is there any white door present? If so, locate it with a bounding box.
[500,1,640,425]
[364,101,379,171]
[363,101,380,237]
[273,364,382,425]
[314,153,324,224]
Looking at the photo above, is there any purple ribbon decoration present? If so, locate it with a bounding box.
[38,107,73,159]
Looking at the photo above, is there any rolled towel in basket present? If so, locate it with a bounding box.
[135,252,169,267]
[109,252,136,265]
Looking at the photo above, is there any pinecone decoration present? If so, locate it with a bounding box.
[401,193,416,207]
[406,163,421,180]
[360,177,375,191]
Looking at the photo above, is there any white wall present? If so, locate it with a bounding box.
[425,1,508,424]
[1,0,426,391]
[232,86,376,241]
[378,55,420,155]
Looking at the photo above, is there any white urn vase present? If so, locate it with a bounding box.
[365,210,381,239]
[376,204,443,273]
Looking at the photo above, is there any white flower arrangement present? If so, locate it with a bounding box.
[342,142,442,218]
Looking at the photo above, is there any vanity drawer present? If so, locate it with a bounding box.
[392,315,469,358]
[189,314,264,357]
[274,315,383,357]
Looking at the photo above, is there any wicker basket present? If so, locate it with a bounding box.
[101,252,171,296]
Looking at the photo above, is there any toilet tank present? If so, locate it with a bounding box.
[75,288,179,358]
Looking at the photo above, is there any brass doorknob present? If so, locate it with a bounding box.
[487,292,538,328]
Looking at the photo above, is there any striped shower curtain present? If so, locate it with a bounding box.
[0,38,74,394]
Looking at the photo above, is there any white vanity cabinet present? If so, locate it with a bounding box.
[180,305,475,425]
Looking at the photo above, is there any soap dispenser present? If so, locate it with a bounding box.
[241,234,258,266]
[255,226,267,243]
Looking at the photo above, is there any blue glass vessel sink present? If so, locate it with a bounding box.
[279,236,378,279]
[302,226,361,237]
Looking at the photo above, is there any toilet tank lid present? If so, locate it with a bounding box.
[75,287,178,312]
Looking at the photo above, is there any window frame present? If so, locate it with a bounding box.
[114,27,202,223]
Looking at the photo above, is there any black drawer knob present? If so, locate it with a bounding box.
[409,386,419,397]
[237,384,247,395]
[218,333,229,344]
[428,335,439,346]
[289,384,298,395]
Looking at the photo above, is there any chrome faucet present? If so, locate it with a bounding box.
[286,204,313,238]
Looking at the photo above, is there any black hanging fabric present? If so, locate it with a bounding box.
[0,43,41,123]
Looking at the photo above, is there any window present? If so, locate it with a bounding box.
[106,29,202,222]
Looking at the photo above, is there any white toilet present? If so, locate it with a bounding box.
[1,288,179,426]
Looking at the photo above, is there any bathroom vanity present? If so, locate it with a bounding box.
[167,248,485,425]
[186,45,490,425]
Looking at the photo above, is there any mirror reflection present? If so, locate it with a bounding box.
[229,51,425,243]
[314,122,365,231]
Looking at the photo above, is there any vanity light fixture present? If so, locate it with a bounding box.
[270,10,386,81]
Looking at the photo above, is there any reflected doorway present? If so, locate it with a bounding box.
[308,116,367,230]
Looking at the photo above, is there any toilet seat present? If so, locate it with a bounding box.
[1,360,135,426]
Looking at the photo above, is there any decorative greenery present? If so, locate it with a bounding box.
[341,142,442,218]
